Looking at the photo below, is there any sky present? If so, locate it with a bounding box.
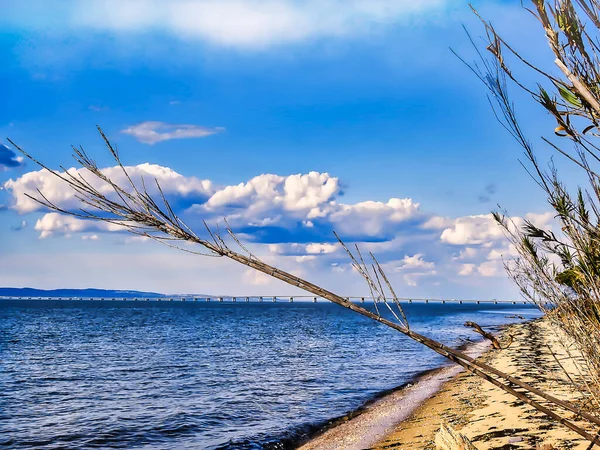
[0,0,568,298]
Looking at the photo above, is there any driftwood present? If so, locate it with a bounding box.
[464,321,502,349]
[435,424,478,450]
[7,130,600,447]
[505,314,525,320]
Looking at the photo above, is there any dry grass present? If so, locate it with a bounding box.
[468,0,600,411]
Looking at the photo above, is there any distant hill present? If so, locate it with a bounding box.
[0,287,167,299]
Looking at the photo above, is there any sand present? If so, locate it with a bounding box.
[297,341,492,450]
[299,318,597,450]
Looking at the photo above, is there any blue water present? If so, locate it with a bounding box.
[0,300,541,449]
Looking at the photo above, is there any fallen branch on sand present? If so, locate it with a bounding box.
[8,130,600,446]
[464,321,513,350]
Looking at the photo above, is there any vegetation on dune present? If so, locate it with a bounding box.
[469,0,600,408]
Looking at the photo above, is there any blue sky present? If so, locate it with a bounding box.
[0,0,565,298]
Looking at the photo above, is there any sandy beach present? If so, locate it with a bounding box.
[299,318,596,449]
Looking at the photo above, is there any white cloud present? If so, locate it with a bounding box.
[458,263,475,276]
[196,172,421,239]
[204,172,339,214]
[525,212,555,229]
[452,247,478,261]
[422,215,453,229]
[487,244,518,261]
[402,271,436,287]
[440,214,505,246]
[383,254,436,287]
[121,121,224,144]
[243,268,272,286]
[64,0,449,49]
[477,260,503,277]
[124,235,152,244]
[305,243,338,254]
[329,198,421,237]
[267,242,338,257]
[440,212,558,247]
[4,163,213,214]
[395,253,435,271]
[35,213,124,239]
[3,161,549,298]
[295,255,316,262]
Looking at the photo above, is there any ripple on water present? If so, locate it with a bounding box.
[0,300,541,449]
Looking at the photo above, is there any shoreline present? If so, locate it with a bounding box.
[295,317,596,449]
[294,336,494,450]
[373,316,594,449]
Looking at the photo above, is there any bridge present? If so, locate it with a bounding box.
[0,296,528,305]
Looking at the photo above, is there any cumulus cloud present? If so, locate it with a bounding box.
[5,165,424,243]
[452,247,478,261]
[34,213,124,239]
[204,171,339,215]
[295,255,316,263]
[421,215,454,229]
[440,212,557,247]
[477,260,502,277]
[121,121,224,144]
[3,161,553,295]
[329,198,421,239]
[458,263,475,276]
[487,244,518,261]
[384,253,436,287]
[305,243,338,254]
[60,0,449,49]
[525,212,555,229]
[4,163,213,214]
[440,214,505,246]
[267,242,339,257]
[243,268,272,286]
[0,144,25,171]
[402,271,435,287]
[395,253,435,271]
[194,172,422,241]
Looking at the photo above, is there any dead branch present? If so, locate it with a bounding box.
[464,321,502,349]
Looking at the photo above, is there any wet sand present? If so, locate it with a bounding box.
[297,341,491,450]
[299,319,596,450]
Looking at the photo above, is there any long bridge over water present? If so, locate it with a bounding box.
[1,296,528,305]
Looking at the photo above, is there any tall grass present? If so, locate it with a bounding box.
[470,0,600,406]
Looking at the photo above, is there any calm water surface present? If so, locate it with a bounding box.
[0,300,541,449]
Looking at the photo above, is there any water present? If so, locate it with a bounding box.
[0,300,541,449]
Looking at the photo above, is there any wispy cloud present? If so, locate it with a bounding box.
[89,104,109,112]
[478,183,496,203]
[0,144,25,171]
[44,0,450,49]
[121,121,224,145]
[11,220,27,231]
